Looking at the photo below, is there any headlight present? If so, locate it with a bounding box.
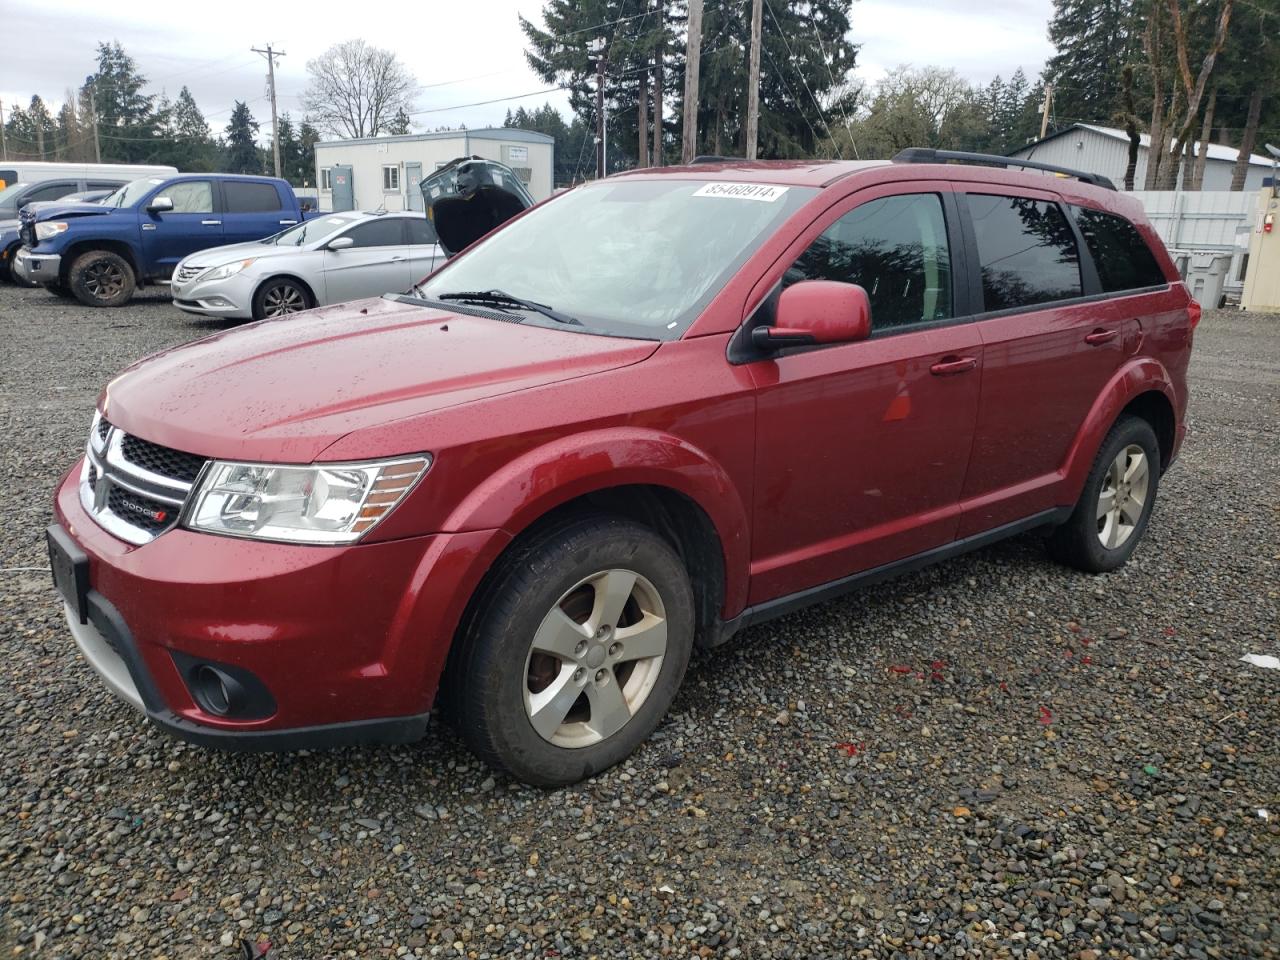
[200,258,256,282]
[35,222,69,241]
[186,455,431,544]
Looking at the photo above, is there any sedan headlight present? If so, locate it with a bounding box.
[199,258,256,282]
[35,222,70,241]
[186,456,431,544]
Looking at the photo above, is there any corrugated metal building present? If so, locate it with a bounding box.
[1011,124,1274,192]
[313,127,555,213]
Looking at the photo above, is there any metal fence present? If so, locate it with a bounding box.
[1133,191,1259,305]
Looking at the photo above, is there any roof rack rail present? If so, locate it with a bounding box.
[691,155,746,164]
[891,147,1117,191]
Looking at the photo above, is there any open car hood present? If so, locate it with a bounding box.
[420,157,534,257]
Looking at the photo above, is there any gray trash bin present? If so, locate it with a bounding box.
[1172,250,1233,310]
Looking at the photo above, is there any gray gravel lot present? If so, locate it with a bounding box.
[1,283,1277,959]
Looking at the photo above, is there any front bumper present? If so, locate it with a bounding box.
[13,247,60,284]
[54,462,510,749]
[170,272,255,319]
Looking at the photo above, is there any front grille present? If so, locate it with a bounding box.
[120,435,207,484]
[80,421,204,546]
[174,265,203,284]
[106,487,174,534]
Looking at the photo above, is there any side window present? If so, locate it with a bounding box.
[0,170,18,188]
[785,193,953,331]
[969,194,1082,311]
[163,181,214,214]
[1072,206,1166,292]
[406,217,437,245]
[341,218,404,248]
[25,182,79,203]
[224,181,283,213]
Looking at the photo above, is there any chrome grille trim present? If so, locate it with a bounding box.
[79,418,207,546]
[173,264,205,284]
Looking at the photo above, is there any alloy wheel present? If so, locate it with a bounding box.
[1096,443,1150,549]
[523,568,668,748]
[85,261,125,299]
[263,284,306,316]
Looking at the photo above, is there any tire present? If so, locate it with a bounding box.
[446,514,695,787]
[252,277,312,320]
[1048,415,1160,573]
[68,250,135,307]
[44,282,77,299]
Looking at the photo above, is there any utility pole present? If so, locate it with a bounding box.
[1038,83,1054,140]
[252,44,286,178]
[88,84,101,164]
[681,0,703,164]
[591,37,608,179]
[0,98,7,162]
[652,4,664,166]
[745,0,763,159]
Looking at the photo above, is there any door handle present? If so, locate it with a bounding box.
[930,355,978,376]
[278,219,297,225]
[201,219,222,226]
[390,256,406,262]
[1084,328,1119,345]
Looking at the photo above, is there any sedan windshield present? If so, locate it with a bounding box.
[269,215,359,247]
[0,183,31,215]
[417,179,817,340]
[101,177,167,208]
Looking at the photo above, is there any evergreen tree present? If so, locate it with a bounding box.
[224,101,262,174]
[1044,0,1144,126]
[297,121,321,187]
[277,114,310,185]
[82,41,161,162]
[165,87,218,171]
[3,104,36,159]
[388,107,412,135]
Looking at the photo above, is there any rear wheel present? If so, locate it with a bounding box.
[1048,415,1160,572]
[447,515,695,786]
[252,277,312,320]
[68,250,135,307]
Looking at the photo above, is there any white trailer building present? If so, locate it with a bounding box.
[313,127,554,213]
[1010,124,1274,192]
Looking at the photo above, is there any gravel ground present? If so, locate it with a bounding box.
[1,283,1277,960]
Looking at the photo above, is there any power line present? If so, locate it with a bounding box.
[763,0,839,158]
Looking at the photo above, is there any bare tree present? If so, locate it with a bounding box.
[302,39,415,139]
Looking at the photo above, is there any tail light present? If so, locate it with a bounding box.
[1187,297,1202,330]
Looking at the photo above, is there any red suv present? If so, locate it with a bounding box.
[49,151,1195,786]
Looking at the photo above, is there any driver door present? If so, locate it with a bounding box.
[321,217,412,303]
[139,179,220,274]
[747,185,983,604]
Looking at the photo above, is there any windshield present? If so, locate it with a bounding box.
[417,179,816,339]
[101,177,167,208]
[269,215,358,247]
[0,183,31,214]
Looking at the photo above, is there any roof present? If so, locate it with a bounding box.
[1013,123,1274,168]
[613,159,889,187]
[315,126,555,149]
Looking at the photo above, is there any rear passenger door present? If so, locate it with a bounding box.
[220,180,294,244]
[748,185,984,604]
[955,188,1132,537]
[320,217,411,304]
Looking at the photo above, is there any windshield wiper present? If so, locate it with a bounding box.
[434,289,582,326]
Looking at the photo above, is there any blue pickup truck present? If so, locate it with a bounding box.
[14,173,314,307]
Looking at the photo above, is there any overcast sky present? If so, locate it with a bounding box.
[0,0,1055,139]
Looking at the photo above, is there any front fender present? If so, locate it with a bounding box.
[441,426,751,616]
[1061,357,1177,503]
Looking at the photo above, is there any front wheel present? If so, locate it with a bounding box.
[252,277,312,320]
[1048,415,1160,573]
[447,515,695,787]
[68,250,135,307]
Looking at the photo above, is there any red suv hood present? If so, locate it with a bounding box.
[101,295,658,463]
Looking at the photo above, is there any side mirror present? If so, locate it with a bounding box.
[327,236,354,250]
[752,280,871,351]
[147,196,174,213]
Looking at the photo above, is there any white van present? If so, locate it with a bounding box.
[0,161,178,192]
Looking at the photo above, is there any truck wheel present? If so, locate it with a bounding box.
[68,250,135,307]
[2,245,38,287]
[1047,415,1160,573]
[446,515,695,787]
[252,278,312,320]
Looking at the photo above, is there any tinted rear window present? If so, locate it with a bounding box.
[969,194,1082,312]
[406,217,437,245]
[1073,207,1166,293]
[224,181,282,213]
[344,218,404,248]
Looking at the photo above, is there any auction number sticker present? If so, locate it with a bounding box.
[692,182,789,202]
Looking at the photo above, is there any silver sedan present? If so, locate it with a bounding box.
[170,210,441,321]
